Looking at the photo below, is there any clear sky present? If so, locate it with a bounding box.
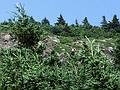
[0,0,120,26]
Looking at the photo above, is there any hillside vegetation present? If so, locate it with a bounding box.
[0,4,120,90]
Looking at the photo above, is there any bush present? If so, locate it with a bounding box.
[0,38,120,90]
[0,48,39,90]
[69,25,84,37]
[52,24,71,36]
[59,36,73,44]
[70,38,120,90]
[11,4,43,49]
[113,38,120,69]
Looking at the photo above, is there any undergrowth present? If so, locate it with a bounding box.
[0,38,120,90]
[0,3,120,90]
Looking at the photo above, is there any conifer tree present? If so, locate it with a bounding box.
[75,19,79,26]
[29,16,36,23]
[107,15,120,32]
[101,16,108,29]
[55,14,66,25]
[41,17,50,25]
[112,15,119,27]
[11,3,43,48]
[82,17,92,29]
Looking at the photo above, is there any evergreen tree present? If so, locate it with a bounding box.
[11,3,43,48]
[112,15,119,28]
[112,15,119,23]
[41,17,50,25]
[55,14,66,25]
[82,17,92,29]
[29,16,36,23]
[101,16,108,29]
[75,19,79,26]
[107,15,120,32]
[63,24,71,33]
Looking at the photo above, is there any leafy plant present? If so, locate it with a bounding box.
[113,38,120,69]
[70,37,120,90]
[0,38,120,90]
[11,3,43,49]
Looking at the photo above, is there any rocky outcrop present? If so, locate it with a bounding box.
[0,33,17,48]
[42,36,60,58]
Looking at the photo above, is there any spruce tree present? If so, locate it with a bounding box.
[41,17,50,25]
[82,17,92,29]
[75,19,79,26]
[112,15,119,23]
[55,14,66,25]
[107,15,120,32]
[112,15,119,28]
[29,16,36,23]
[101,16,108,29]
[11,3,43,48]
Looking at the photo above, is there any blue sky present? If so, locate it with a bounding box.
[0,0,120,26]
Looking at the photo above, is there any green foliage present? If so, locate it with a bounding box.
[52,14,71,36]
[55,14,66,26]
[113,38,120,69]
[101,16,108,30]
[71,37,120,90]
[0,39,120,90]
[29,16,36,23]
[0,19,14,32]
[41,17,50,25]
[107,15,120,32]
[112,15,119,27]
[69,25,84,37]
[10,3,43,48]
[0,48,38,90]
[59,36,73,44]
[52,24,65,34]
[0,3,120,90]
[52,24,70,36]
[75,19,79,26]
[82,17,92,30]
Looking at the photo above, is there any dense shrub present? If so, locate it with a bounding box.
[10,4,43,49]
[52,25,63,34]
[0,3,120,90]
[69,25,84,37]
[113,38,120,69]
[52,24,71,36]
[70,38,120,90]
[0,39,120,90]
[0,48,38,90]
